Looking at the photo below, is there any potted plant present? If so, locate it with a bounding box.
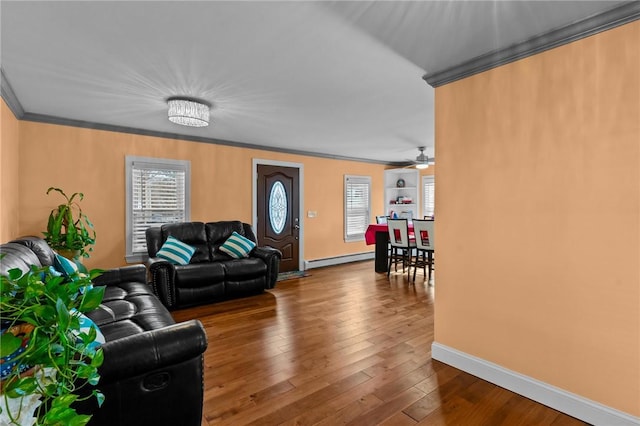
[0,264,105,425]
[43,188,96,260]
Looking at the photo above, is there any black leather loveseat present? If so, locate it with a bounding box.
[0,237,208,426]
[145,221,281,310]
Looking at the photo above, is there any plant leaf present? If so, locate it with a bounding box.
[79,286,105,312]
[66,207,78,249]
[68,191,83,204]
[88,269,105,280]
[5,376,38,397]
[91,348,104,368]
[0,332,22,357]
[52,393,78,408]
[8,268,23,280]
[93,390,105,407]
[68,414,92,426]
[56,298,70,330]
[51,205,68,243]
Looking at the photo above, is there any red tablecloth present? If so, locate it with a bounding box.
[364,223,414,245]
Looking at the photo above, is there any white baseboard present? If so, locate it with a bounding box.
[304,251,374,270]
[432,342,639,426]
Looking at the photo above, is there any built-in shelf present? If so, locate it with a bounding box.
[383,169,420,220]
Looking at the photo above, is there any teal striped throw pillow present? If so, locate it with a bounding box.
[71,309,105,351]
[219,232,256,259]
[157,236,196,265]
[54,253,80,277]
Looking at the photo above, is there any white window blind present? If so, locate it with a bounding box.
[126,157,191,262]
[344,175,371,242]
[423,175,435,219]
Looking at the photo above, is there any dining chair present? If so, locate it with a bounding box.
[386,219,415,279]
[410,219,435,284]
[375,215,389,224]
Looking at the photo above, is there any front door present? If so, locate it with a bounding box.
[256,165,300,272]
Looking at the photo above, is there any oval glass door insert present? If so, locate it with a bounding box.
[269,181,287,234]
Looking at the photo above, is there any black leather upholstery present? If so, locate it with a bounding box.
[146,221,282,310]
[162,222,211,263]
[0,237,208,426]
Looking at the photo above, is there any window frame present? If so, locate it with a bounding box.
[344,175,371,242]
[422,175,435,219]
[125,156,191,263]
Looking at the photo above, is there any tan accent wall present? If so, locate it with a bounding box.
[435,21,639,415]
[0,99,21,242]
[15,121,385,269]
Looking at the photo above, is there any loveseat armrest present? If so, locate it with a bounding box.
[252,246,282,289]
[93,264,147,287]
[98,320,207,383]
[145,257,177,309]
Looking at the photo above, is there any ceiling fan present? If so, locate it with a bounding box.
[406,146,433,169]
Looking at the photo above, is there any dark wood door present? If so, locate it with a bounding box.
[257,165,300,272]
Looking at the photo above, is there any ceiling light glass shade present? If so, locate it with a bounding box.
[167,99,209,127]
[414,147,429,169]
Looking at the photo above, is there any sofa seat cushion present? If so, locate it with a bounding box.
[226,277,266,296]
[174,262,226,288]
[176,283,226,307]
[86,282,175,342]
[222,258,267,279]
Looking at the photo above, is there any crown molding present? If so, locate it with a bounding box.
[19,111,402,167]
[1,68,25,118]
[424,2,640,88]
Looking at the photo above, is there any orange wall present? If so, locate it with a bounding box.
[0,99,21,242]
[15,121,385,269]
[435,21,639,415]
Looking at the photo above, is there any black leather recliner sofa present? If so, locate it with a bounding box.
[0,236,208,426]
[145,221,281,310]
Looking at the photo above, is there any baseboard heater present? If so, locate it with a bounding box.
[304,251,374,270]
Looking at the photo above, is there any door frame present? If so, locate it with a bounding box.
[252,158,305,271]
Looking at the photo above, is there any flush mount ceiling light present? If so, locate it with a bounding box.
[167,98,210,127]
[415,146,429,169]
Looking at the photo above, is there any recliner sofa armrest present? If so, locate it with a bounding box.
[145,257,177,309]
[252,246,282,289]
[93,264,147,287]
[98,320,207,382]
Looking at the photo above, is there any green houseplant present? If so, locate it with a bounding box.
[0,265,105,425]
[43,188,96,260]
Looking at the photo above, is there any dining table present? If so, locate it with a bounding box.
[364,223,415,273]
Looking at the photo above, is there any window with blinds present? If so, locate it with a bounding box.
[125,157,191,262]
[344,175,371,242]
[422,175,435,219]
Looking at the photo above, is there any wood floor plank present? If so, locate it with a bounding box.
[344,387,427,426]
[171,260,590,425]
[247,371,372,426]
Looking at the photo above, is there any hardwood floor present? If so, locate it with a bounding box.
[172,261,588,426]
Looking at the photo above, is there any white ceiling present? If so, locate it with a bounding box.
[0,1,629,164]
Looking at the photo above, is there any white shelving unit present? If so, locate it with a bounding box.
[383,168,420,220]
